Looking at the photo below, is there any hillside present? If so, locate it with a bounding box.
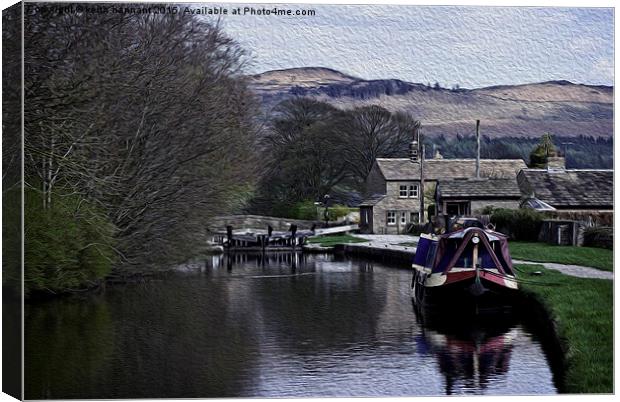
[249,67,613,138]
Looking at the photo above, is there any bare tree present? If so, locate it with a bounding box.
[343,106,419,183]
[24,10,259,272]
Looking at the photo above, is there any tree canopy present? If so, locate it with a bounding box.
[20,10,259,292]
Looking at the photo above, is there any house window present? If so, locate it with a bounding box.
[399,185,408,198]
[387,211,396,225]
[400,212,407,225]
[410,212,419,223]
[408,185,419,198]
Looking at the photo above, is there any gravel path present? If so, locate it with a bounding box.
[512,259,614,280]
[355,234,419,251]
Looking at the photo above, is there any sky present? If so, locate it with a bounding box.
[195,3,614,88]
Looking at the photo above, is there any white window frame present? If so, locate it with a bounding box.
[399,185,408,198]
[408,184,419,198]
[400,211,407,225]
[387,211,396,225]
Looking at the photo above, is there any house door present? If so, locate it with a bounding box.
[446,201,470,216]
[360,207,373,233]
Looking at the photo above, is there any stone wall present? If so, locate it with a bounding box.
[371,196,420,234]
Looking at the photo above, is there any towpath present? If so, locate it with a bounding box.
[353,234,419,252]
[512,259,614,280]
[351,235,613,280]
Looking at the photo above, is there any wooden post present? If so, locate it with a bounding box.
[475,120,481,179]
[291,224,297,249]
[226,225,233,249]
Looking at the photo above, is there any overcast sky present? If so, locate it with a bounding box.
[200,4,613,88]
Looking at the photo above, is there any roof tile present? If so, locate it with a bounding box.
[376,158,527,181]
[518,169,613,208]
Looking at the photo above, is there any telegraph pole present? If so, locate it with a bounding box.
[475,120,481,179]
[420,141,426,223]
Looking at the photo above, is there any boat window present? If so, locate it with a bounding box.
[425,241,438,269]
[456,244,475,268]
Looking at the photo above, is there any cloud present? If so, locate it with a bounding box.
[209,4,613,87]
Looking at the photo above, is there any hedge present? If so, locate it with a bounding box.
[490,208,544,241]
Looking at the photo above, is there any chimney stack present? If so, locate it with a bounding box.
[547,156,566,171]
[475,120,481,179]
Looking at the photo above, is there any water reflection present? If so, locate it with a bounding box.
[414,312,518,395]
[25,252,556,398]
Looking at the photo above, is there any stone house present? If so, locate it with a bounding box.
[435,178,522,216]
[359,157,527,234]
[517,157,613,211]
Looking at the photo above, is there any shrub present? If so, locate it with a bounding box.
[329,204,351,221]
[293,200,318,220]
[2,186,22,290]
[24,188,117,295]
[583,226,613,250]
[480,205,495,215]
[408,223,427,235]
[271,201,353,222]
[490,208,544,241]
[270,200,317,220]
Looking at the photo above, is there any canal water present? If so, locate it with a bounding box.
[25,253,557,398]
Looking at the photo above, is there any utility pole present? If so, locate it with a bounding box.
[420,142,426,223]
[475,120,481,179]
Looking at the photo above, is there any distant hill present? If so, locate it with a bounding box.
[249,67,613,138]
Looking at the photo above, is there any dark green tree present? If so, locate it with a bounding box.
[529,133,558,168]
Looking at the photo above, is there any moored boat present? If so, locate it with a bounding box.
[411,226,518,312]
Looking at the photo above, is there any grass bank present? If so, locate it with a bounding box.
[307,234,367,247]
[516,264,613,393]
[510,241,613,272]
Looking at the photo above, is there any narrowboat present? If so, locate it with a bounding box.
[411,226,518,311]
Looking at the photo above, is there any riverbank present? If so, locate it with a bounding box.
[510,241,613,272]
[516,264,613,393]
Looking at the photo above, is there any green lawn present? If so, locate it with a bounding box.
[510,242,613,272]
[517,264,613,393]
[307,234,367,247]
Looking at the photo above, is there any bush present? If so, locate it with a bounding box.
[269,200,317,220]
[24,188,117,295]
[408,223,428,235]
[272,201,353,222]
[480,205,496,215]
[583,226,613,250]
[2,186,22,290]
[491,208,544,241]
[329,204,351,221]
[292,200,318,220]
